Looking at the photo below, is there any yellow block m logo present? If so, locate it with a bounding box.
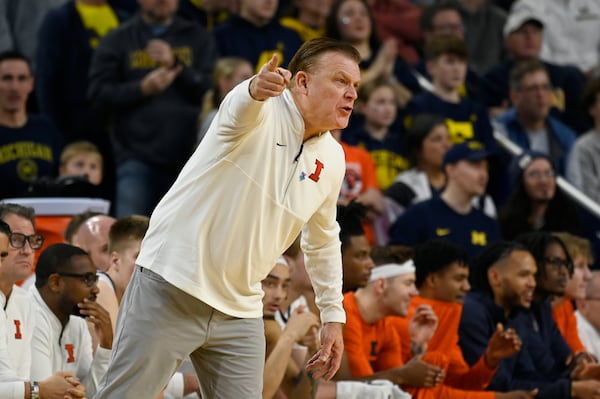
[471,231,487,246]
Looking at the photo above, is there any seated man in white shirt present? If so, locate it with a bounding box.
[0,204,42,378]
[30,243,112,398]
[0,221,86,399]
[575,271,600,360]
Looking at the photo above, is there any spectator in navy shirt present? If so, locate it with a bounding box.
[389,140,500,259]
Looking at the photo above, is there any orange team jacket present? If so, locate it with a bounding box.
[340,141,380,244]
[552,299,586,353]
[343,292,494,399]
[388,296,496,397]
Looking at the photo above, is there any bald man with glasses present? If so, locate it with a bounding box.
[30,243,112,398]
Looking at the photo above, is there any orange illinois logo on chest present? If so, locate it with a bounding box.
[65,344,76,363]
[308,159,324,182]
[13,320,22,339]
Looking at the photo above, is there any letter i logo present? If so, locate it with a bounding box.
[308,159,324,182]
[13,320,22,340]
[65,344,75,363]
[370,341,377,356]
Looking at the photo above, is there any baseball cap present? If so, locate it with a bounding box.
[443,141,489,166]
[503,1,544,38]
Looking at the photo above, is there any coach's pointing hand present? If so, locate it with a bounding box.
[249,54,291,101]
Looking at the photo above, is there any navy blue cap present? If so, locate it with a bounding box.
[443,141,489,166]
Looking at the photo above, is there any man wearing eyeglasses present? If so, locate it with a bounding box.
[0,204,44,380]
[0,218,87,398]
[30,243,113,398]
[495,60,577,176]
[513,232,600,398]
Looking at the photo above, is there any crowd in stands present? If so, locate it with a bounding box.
[1,0,600,398]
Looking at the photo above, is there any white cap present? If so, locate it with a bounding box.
[369,261,415,283]
[503,0,544,38]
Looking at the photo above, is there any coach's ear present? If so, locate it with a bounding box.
[294,70,309,94]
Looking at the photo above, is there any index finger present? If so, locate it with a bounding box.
[262,54,279,73]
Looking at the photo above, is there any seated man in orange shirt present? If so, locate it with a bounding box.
[340,261,445,397]
[390,240,524,393]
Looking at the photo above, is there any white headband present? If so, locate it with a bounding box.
[276,256,288,267]
[369,261,415,283]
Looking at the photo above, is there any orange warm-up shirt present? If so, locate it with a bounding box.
[389,296,496,398]
[343,291,404,376]
[343,292,494,399]
[552,299,586,353]
[340,142,380,244]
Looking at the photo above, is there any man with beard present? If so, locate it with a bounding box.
[30,243,113,397]
[461,238,600,399]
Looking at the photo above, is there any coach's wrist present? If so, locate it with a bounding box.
[248,77,261,101]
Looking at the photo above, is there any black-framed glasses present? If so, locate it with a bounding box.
[544,257,573,272]
[55,272,98,287]
[9,233,44,250]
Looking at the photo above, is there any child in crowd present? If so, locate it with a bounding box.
[59,141,103,186]
[343,79,410,191]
